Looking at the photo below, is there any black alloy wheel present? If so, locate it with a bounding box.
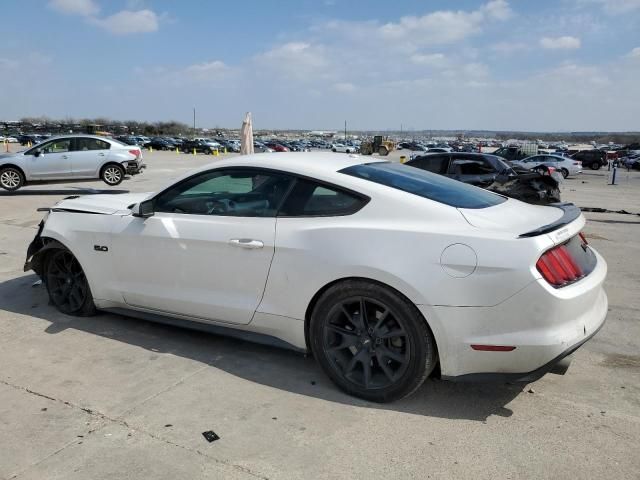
[323,297,411,390]
[311,280,436,402]
[45,250,96,316]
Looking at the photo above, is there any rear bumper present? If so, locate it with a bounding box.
[126,162,146,175]
[442,319,605,383]
[418,247,608,381]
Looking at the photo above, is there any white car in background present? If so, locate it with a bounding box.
[511,154,583,178]
[24,153,607,402]
[0,135,145,191]
[331,143,359,153]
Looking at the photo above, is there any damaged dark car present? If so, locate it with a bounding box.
[406,152,562,205]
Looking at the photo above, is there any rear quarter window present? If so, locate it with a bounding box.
[278,179,367,216]
[341,162,506,209]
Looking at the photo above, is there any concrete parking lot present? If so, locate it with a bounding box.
[1,147,639,479]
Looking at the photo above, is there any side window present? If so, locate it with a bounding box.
[448,157,495,175]
[41,139,72,154]
[154,169,293,217]
[278,179,366,216]
[409,155,448,174]
[75,138,110,151]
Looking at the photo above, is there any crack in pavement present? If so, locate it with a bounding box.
[0,378,270,480]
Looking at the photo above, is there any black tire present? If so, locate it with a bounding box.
[204,149,211,155]
[561,168,569,178]
[100,164,125,186]
[0,166,24,191]
[310,280,437,403]
[45,249,96,316]
[378,146,388,156]
[589,161,601,170]
[332,148,337,152]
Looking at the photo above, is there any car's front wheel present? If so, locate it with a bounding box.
[0,166,24,191]
[45,249,96,316]
[101,164,125,186]
[590,161,601,170]
[310,280,437,402]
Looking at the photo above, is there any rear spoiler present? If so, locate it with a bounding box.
[519,203,581,238]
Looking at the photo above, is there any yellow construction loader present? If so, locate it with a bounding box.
[359,135,396,156]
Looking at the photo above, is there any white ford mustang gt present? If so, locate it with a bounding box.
[24,153,607,402]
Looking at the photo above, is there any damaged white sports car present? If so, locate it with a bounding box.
[25,153,607,402]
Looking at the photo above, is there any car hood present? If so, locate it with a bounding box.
[458,198,565,236]
[53,192,152,215]
[0,152,20,160]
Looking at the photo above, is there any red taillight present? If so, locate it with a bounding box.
[536,244,583,287]
[128,149,140,158]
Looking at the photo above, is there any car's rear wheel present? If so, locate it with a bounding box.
[101,164,125,186]
[0,167,24,191]
[590,161,601,170]
[45,249,96,316]
[310,280,436,403]
[560,168,569,178]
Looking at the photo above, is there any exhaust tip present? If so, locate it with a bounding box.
[550,355,573,376]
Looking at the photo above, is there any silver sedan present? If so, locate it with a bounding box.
[511,154,583,178]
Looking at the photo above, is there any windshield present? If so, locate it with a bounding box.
[340,162,507,209]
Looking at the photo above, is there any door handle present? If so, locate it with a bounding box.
[229,238,264,249]
[98,153,105,156]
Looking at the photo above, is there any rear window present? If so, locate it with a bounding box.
[340,162,506,209]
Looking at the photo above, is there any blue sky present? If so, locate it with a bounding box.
[2,0,639,131]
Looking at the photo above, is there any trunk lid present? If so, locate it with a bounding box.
[459,199,584,244]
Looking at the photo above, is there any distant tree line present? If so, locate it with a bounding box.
[4,116,194,136]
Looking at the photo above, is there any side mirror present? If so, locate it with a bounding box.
[131,200,154,218]
[33,149,42,157]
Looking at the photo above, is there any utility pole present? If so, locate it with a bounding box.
[344,120,347,141]
[193,108,196,138]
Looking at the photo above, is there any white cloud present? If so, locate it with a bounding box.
[410,53,448,67]
[183,61,229,81]
[540,36,581,50]
[481,0,513,20]
[332,82,356,93]
[628,47,640,58]
[255,42,330,80]
[92,9,159,35]
[48,0,99,16]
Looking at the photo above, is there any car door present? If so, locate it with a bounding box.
[71,137,112,178]
[23,138,73,179]
[112,168,295,325]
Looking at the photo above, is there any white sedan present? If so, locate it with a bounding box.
[24,153,607,402]
[331,143,359,153]
[511,154,583,178]
[0,135,145,191]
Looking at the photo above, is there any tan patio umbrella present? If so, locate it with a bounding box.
[240,112,254,155]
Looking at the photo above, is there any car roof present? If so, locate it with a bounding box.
[190,152,386,181]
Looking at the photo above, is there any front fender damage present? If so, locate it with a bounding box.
[23,221,66,277]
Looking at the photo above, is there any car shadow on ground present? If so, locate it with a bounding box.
[0,188,130,196]
[0,273,522,422]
